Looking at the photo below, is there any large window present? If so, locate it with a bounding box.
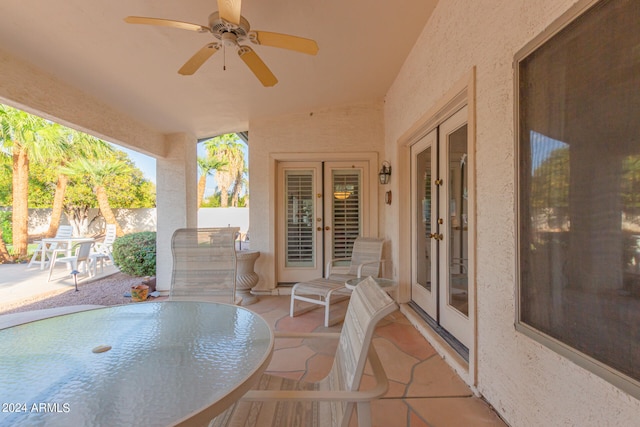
[516,0,640,397]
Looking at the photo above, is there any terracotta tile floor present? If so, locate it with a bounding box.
[245,295,507,427]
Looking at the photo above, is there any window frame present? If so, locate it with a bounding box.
[513,0,640,399]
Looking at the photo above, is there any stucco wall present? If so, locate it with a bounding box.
[384,0,640,425]
[24,208,156,236]
[249,103,385,290]
[0,47,166,158]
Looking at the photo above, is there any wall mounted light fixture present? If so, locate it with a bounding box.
[379,161,392,185]
[385,190,392,205]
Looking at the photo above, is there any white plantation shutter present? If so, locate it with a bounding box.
[285,171,315,267]
[331,169,362,261]
[278,160,372,284]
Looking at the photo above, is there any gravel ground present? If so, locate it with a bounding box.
[0,272,161,315]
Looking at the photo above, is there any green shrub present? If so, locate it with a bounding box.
[112,231,156,277]
[0,211,12,244]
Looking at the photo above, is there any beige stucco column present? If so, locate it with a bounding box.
[155,132,198,294]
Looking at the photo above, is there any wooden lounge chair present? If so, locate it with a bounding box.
[209,276,398,427]
[169,227,242,305]
[290,237,384,326]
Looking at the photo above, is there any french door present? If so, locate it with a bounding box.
[411,106,471,349]
[277,161,369,284]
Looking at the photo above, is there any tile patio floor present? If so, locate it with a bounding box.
[245,295,507,427]
[0,264,508,426]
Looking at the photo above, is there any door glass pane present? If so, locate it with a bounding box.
[416,146,432,292]
[448,125,469,316]
[332,169,361,263]
[285,170,314,267]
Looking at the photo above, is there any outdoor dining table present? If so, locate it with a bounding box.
[0,301,274,426]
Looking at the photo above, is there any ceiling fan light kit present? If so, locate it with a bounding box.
[125,0,318,87]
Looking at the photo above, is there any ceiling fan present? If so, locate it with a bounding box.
[124,0,319,87]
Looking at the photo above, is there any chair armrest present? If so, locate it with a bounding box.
[325,258,351,276]
[49,247,69,258]
[356,259,385,277]
[242,346,388,402]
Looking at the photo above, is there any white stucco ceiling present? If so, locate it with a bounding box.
[0,0,437,139]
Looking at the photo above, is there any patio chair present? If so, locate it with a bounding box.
[47,241,96,282]
[290,237,385,327]
[209,277,398,427]
[27,225,73,270]
[169,227,242,305]
[92,223,116,264]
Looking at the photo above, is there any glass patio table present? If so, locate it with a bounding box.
[0,301,274,427]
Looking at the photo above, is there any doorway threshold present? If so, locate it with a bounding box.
[408,301,469,363]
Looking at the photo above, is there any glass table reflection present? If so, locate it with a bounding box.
[0,301,274,426]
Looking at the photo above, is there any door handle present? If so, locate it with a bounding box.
[429,233,443,240]
[325,226,331,231]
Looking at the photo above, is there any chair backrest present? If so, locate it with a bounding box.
[103,224,117,245]
[55,225,73,239]
[328,277,398,426]
[74,241,94,262]
[347,237,384,277]
[170,227,239,302]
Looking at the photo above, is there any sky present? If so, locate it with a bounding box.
[115,145,157,183]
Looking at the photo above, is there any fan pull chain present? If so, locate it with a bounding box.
[223,43,226,71]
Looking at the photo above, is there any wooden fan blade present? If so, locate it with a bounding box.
[217,0,242,25]
[249,31,319,55]
[237,46,278,87]
[178,43,220,75]
[124,16,210,33]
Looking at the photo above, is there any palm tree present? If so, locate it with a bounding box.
[197,156,227,209]
[0,105,65,256]
[62,158,129,237]
[204,134,245,207]
[45,131,114,237]
[230,166,247,207]
[0,228,11,263]
[0,142,13,261]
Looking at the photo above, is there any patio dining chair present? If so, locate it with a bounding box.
[47,241,96,282]
[27,225,73,270]
[92,223,117,264]
[209,277,398,427]
[169,227,242,305]
[290,237,385,327]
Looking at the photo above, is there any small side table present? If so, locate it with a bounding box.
[236,250,261,305]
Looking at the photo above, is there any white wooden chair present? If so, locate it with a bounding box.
[209,277,398,427]
[169,227,242,305]
[290,237,384,326]
[27,225,73,270]
[92,223,117,264]
[47,241,96,282]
